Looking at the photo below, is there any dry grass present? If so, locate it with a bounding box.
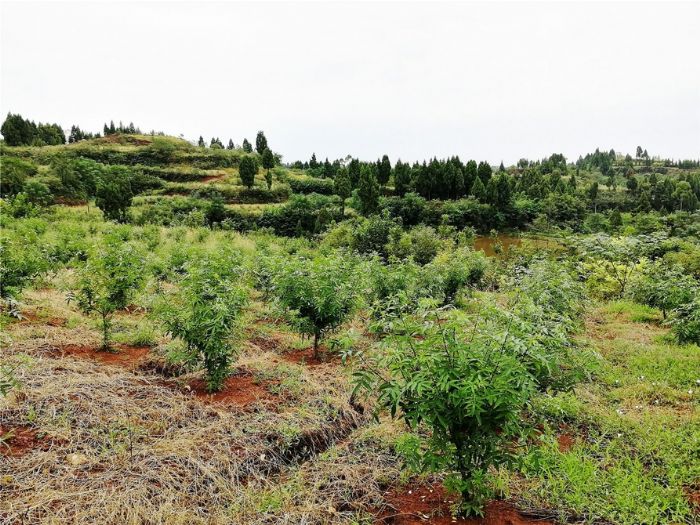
[0,284,372,525]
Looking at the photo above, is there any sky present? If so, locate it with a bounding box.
[1,1,699,165]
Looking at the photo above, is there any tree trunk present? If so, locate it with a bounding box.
[313,331,320,360]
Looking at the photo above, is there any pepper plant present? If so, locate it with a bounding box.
[156,257,248,392]
[273,253,359,359]
[68,236,145,350]
[353,307,534,516]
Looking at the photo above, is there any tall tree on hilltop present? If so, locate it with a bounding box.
[255,131,268,154]
[242,138,252,153]
[378,154,392,187]
[477,161,492,184]
[239,156,257,189]
[227,139,234,150]
[358,164,380,215]
[334,167,352,216]
[262,147,275,176]
[347,158,360,188]
[470,175,487,202]
[394,159,412,197]
[198,136,206,147]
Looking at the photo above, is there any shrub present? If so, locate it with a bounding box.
[668,292,700,345]
[424,246,489,302]
[353,307,534,516]
[350,213,400,258]
[258,194,341,237]
[386,225,442,265]
[629,263,697,319]
[68,236,145,350]
[0,156,38,197]
[287,175,335,195]
[156,257,248,391]
[273,253,359,359]
[95,166,134,222]
[0,234,48,299]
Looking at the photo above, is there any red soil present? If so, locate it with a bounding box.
[557,433,575,453]
[249,335,282,352]
[19,311,66,327]
[60,344,151,369]
[281,347,336,366]
[200,174,225,183]
[188,372,277,407]
[378,483,554,525]
[687,489,700,510]
[0,425,53,458]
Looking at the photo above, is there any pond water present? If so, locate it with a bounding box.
[473,235,522,257]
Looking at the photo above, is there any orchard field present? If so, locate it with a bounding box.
[1,122,699,524]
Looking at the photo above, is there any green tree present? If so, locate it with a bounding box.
[394,159,412,197]
[255,130,268,154]
[197,136,205,147]
[353,308,533,516]
[242,138,252,153]
[68,236,145,350]
[477,161,492,184]
[156,257,248,392]
[95,167,133,222]
[334,167,352,216]
[470,176,487,202]
[273,253,358,359]
[358,163,380,215]
[377,154,392,187]
[262,147,275,176]
[587,181,599,213]
[238,156,257,189]
[609,209,623,231]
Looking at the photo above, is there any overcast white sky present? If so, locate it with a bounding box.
[1,1,699,164]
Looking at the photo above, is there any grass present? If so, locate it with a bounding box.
[507,300,700,524]
[2,217,698,523]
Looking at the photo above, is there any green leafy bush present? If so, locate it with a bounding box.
[668,292,700,345]
[155,257,248,391]
[354,308,534,516]
[423,246,489,302]
[273,253,359,359]
[629,263,697,319]
[68,236,145,349]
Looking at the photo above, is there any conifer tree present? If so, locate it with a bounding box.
[334,167,352,215]
[255,131,268,154]
[198,136,206,147]
[477,161,492,184]
[358,164,380,215]
[394,159,412,197]
[378,155,392,186]
[239,156,257,189]
[227,139,234,150]
[348,158,360,188]
[262,147,275,175]
[242,138,252,153]
[470,175,487,202]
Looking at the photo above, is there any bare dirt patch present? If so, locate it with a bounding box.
[187,371,278,407]
[281,347,337,367]
[0,425,53,458]
[200,174,226,183]
[59,344,151,369]
[19,311,67,327]
[378,483,555,525]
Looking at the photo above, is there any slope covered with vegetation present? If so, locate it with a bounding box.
[1,115,699,524]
